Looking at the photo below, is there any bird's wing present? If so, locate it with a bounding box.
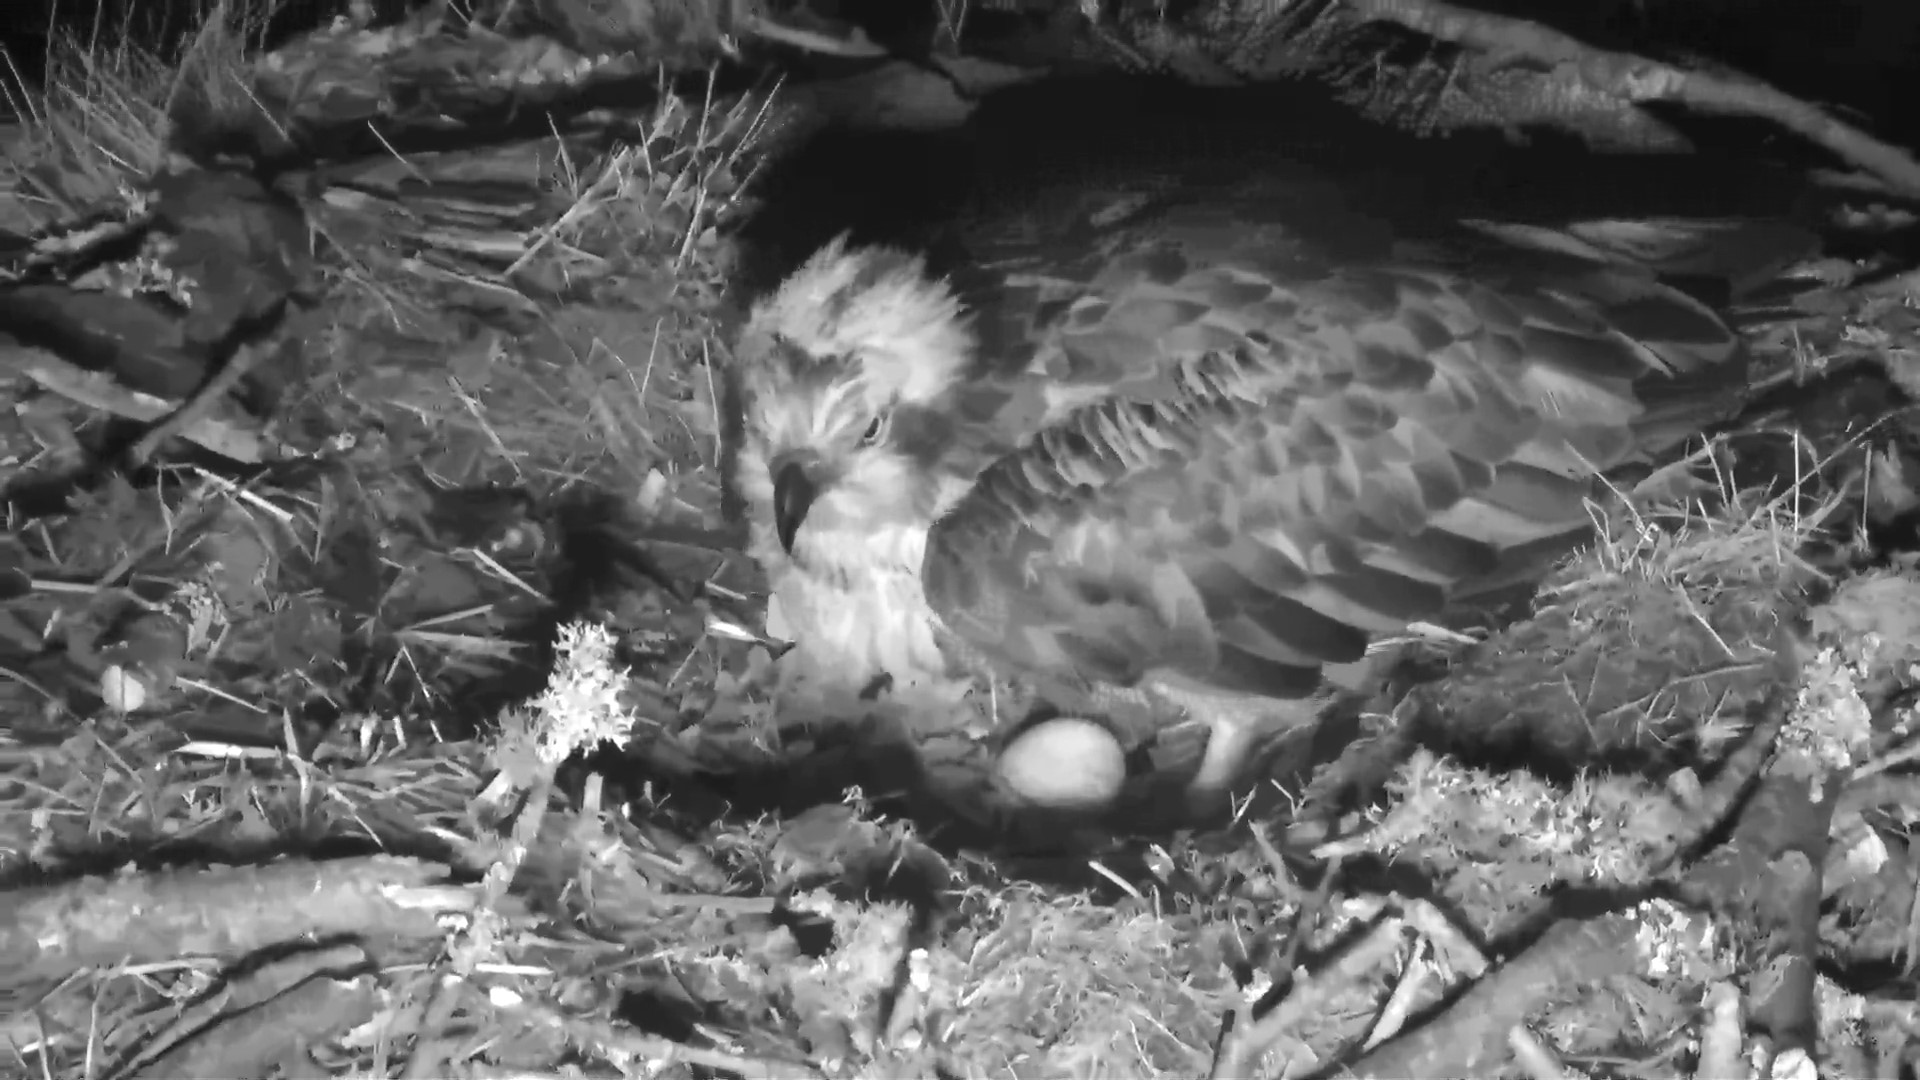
[921,192,1813,701]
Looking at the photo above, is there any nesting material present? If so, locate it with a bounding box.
[1414,507,1807,777]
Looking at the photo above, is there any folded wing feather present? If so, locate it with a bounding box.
[921,202,1804,702]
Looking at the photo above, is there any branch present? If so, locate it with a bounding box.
[1,337,270,464]
[1348,0,1920,200]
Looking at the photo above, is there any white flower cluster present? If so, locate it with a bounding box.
[530,621,639,764]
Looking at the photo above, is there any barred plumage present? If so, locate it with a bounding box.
[731,161,1816,817]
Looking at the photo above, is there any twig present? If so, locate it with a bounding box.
[1345,914,1638,1078]
[400,976,464,1080]
[0,857,492,981]
[126,340,268,468]
[1276,853,1344,977]
[1208,913,1408,1079]
[109,944,373,1080]
[738,13,888,58]
[515,999,824,1079]
[3,338,266,463]
[1508,1026,1577,1080]
[1245,820,1307,904]
[1349,0,1920,200]
[1363,935,1431,1048]
[127,974,377,1080]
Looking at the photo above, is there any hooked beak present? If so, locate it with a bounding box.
[772,458,819,554]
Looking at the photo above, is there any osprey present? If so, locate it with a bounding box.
[730,170,1814,818]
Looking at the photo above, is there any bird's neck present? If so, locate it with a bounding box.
[761,519,970,710]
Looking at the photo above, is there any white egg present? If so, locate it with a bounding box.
[993,716,1127,811]
[99,665,149,714]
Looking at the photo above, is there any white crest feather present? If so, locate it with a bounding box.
[743,235,975,406]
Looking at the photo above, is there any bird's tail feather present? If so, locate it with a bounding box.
[1479,214,1827,462]
[1466,216,1820,304]
[1414,217,1829,603]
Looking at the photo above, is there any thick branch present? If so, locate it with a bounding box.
[1349,0,1920,200]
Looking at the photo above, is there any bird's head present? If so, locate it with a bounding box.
[733,236,980,563]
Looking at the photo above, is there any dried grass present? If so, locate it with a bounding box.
[299,70,775,516]
[938,883,1236,1077]
[0,0,277,229]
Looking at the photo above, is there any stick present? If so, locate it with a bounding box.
[1351,0,1920,200]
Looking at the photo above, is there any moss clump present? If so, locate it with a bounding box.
[1414,490,1818,778]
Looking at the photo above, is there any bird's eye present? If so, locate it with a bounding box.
[861,413,890,445]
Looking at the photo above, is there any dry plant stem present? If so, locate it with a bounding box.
[1349,0,1920,200]
[0,856,481,981]
[125,974,377,1080]
[126,338,268,467]
[1344,914,1639,1078]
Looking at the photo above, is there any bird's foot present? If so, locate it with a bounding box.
[1158,692,1328,825]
